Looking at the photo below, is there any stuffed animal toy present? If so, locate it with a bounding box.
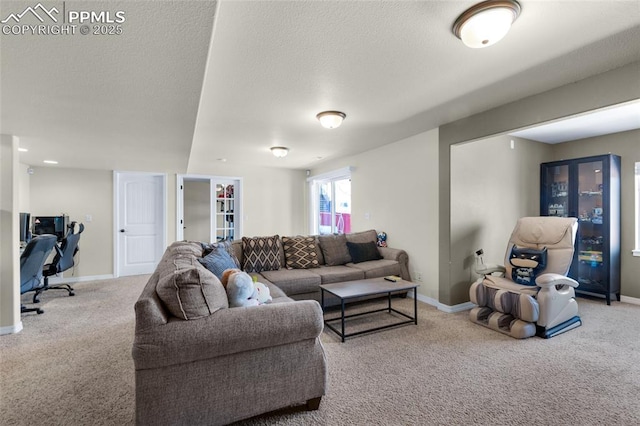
[225,270,260,307]
[251,276,272,304]
[377,231,388,248]
[220,268,241,289]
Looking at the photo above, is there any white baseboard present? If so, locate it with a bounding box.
[409,291,438,307]
[438,301,475,313]
[46,274,114,285]
[620,295,640,306]
[409,291,474,313]
[0,321,23,336]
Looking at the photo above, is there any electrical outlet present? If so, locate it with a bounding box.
[414,271,423,282]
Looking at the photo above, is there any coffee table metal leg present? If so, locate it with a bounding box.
[340,299,346,342]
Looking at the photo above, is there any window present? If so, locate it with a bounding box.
[308,167,352,235]
[635,162,640,256]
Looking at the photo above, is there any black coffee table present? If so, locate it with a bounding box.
[320,277,419,342]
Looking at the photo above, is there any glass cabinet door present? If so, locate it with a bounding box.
[576,160,604,290]
[543,164,569,217]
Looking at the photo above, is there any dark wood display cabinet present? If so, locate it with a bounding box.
[540,154,621,304]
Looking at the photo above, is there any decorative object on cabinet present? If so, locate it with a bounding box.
[540,154,621,305]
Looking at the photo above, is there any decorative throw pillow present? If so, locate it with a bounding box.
[242,235,281,273]
[509,246,548,286]
[346,241,383,263]
[155,255,228,320]
[198,247,238,280]
[318,234,352,266]
[282,236,319,269]
[202,239,240,268]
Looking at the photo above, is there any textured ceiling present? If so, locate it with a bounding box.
[2,1,640,172]
[1,0,217,172]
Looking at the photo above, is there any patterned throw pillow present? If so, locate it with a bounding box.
[282,236,319,269]
[201,240,240,268]
[242,235,281,273]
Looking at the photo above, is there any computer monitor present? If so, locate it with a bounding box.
[19,212,31,243]
[33,215,69,241]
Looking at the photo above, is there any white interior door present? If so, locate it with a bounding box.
[116,172,166,277]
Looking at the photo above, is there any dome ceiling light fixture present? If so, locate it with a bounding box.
[270,146,289,158]
[316,110,346,129]
[453,0,521,48]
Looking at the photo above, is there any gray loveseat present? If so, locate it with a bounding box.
[132,242,327,426]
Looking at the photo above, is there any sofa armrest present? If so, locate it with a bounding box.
[378,247,410,281]
[133,300,324,370]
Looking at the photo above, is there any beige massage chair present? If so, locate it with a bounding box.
[469,216,582,339]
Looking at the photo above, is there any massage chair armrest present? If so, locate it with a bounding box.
[535,273,579,289]
[474,264,506,276]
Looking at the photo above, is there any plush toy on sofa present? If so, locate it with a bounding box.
[224,270,260,308]
[251,276,272,304]
[220,268,241,289]
[377,231,388,248]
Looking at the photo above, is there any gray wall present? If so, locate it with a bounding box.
[451,136,553,296]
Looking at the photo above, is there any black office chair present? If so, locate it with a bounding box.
[20,234,59,314]
[34,222,84,303]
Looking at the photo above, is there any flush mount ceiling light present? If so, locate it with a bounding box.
[270,146,289,158]
[453,0,521,48]
[316,111,346,129]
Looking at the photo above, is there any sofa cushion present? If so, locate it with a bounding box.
[242,235,281,273]
[346,241,383,263]
[282,236,320,269]
[310,265,364,284]
[155,254,228,320]
[345,229,378,244]
[346,259,402,279]
[260,268,321,295]
[202,240,241,268]
[318,234,351,266]
[198,247,238,280]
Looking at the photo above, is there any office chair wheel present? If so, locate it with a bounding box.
[37,308,44,314]
[69,291,75,296]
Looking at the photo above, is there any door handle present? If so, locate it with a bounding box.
[120,229,126,233]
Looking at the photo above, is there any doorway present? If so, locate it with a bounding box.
[177,175,242,243]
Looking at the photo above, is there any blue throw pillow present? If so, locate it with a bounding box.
[198,247,238,280]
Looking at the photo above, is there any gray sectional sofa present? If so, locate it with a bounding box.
[231,229,410,304]
[132,229,410,425]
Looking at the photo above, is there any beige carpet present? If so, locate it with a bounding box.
[2,275,639,425]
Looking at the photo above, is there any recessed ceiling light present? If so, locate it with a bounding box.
[18,147,28,152]
[217,158,227,162]
[43,160,58,164]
